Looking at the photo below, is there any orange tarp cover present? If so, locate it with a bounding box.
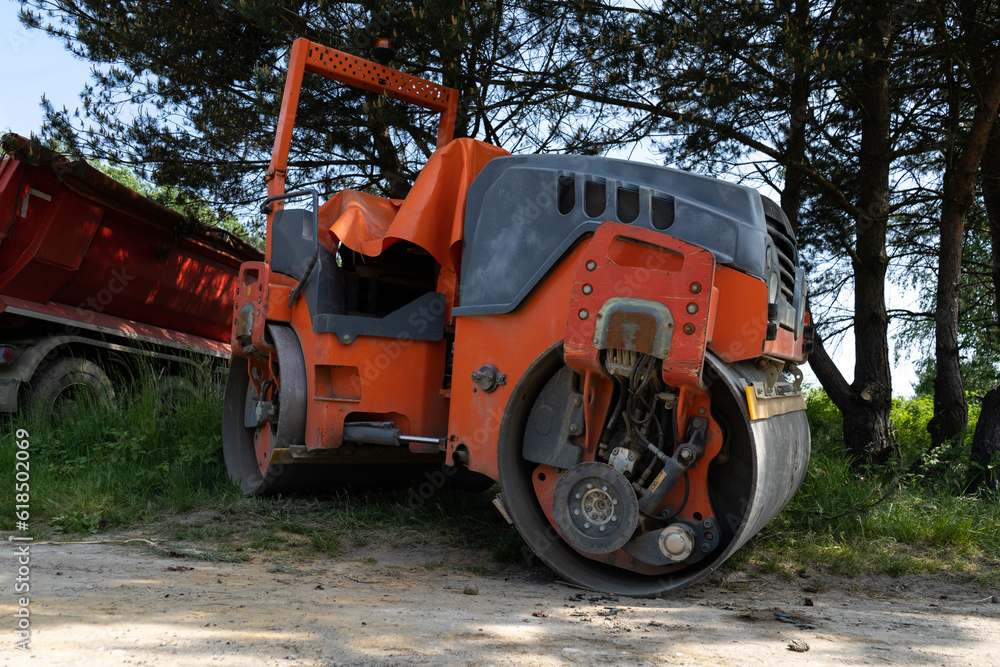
[318,138,509,271]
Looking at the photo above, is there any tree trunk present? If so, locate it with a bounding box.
[983,124,1000,326]
[929,167,970,446]
[930,45,1000,447]
[846,2,895,462]
[803,2,895,464]
[779,0,810,237]
[967,384,1000,493]
[968,58,1000,494]
[929,92,971,448]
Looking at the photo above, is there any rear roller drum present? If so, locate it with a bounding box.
[223,324,308,495]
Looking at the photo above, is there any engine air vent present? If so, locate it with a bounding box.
[765,217,796,303]
[557,174,575,215]
[651,196,675,230]
[617,186,639,223]
[585,179,606,218]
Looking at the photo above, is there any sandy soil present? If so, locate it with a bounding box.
[2,539,998,666]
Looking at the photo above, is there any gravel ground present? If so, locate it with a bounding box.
[2,540,999,666]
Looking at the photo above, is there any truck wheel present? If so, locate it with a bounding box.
[28,357,115,419]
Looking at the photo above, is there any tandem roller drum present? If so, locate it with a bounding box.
[497,347,810,597]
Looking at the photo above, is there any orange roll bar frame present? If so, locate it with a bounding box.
[264,37,460,261]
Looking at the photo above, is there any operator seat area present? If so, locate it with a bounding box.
[269,138,508,342]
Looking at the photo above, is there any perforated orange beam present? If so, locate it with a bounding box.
[301,41,459,149]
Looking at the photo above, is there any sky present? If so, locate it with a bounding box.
[0,0,920,395]
[0,2,93,138]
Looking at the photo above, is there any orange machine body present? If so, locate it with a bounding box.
[231,37,809,473]
[225,39,812,596]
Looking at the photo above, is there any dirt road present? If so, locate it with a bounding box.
[2,540,998,666]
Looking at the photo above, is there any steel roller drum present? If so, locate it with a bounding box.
[498,349,811,597]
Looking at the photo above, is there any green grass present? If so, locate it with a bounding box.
[309,531,343,557]
[1,360,236,534]
[742,460,1000,582]
[735,389,1000,584]
[2,368,997,583]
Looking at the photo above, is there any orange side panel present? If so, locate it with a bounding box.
[448,242,591,481]
[708,265,806,363]
[320,139,509,271]
[287,302,450,451]
[707,265,768,363]
[764,326,807,363]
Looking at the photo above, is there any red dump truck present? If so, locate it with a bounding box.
[0,134,262,414]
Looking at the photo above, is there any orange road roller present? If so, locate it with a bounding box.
[224,38,812,596]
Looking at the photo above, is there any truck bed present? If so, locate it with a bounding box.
[0,134,262,344]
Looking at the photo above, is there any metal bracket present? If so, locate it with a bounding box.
[755,356,784,392]
[593,297,674,359]
[637,417,707,517]
[787,363,804,393]
[254,400,278,425]
[263,168,286,184]
[622,516,720,566]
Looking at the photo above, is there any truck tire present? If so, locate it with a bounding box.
[28,357,115,419]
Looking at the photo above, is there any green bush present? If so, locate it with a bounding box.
[804,388,985,493]
[803,386,845,454]
[891,393,934,458]
[744,389,1000,580]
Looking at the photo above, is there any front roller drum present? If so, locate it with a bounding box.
[497,346,810,597]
